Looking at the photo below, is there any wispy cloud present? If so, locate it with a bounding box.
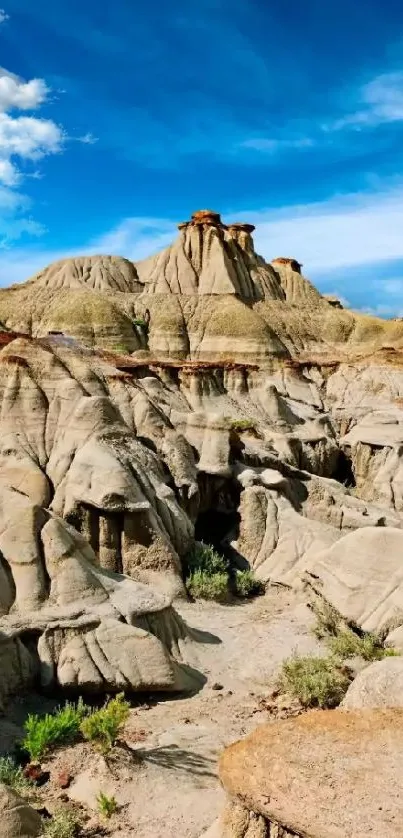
[242,71,403,155]
[324,72,403,132]
[240,137,314,154]
[243,183,403,272]
[3,181,403,291]
[0,15,95,246]
[77,132,98,145]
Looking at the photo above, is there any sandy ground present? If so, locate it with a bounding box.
[0,587,323,838]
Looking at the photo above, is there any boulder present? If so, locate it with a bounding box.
[342,656,403,709]
[305,527,403,633]
[219,709,403,837]
[0,782,41,838]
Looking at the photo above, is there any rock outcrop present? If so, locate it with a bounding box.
[0,208,403,701]
[0,782,42,838]
[342,657,403,709]
[214,710,403,837]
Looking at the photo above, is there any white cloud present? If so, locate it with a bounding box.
[240,137,314,153]
[363,304,403,318]
[91,216,175,260]
[3,182,403,305]
[0,70,49,111]
[0,157,19,186]
[0,69,64,194]
[0,45,93,246]
[77,132,98,145]
[325,72,403,132]
[241,184,403,272]
[0,9,9,24]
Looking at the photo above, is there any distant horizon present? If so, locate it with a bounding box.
[1,0,403,316]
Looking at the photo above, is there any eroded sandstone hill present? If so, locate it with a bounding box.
[1,209,403,708]
[2,208,403,361]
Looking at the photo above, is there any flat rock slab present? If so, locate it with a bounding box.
[219,709,403,838]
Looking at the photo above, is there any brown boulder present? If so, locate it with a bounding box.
[219,709,403,837]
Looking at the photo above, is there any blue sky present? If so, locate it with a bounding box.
[1,0,403,314]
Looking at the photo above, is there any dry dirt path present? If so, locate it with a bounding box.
[0,587,323,837]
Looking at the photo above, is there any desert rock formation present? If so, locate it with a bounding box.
[211,709,403,837]
[0,209,403,706]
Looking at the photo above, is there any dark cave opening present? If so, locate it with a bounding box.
[332,448,356,488]
[195,476,241,558]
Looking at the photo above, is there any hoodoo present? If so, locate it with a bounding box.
[1,206,403,837]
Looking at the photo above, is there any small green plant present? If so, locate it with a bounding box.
[111,343,130,354]
[133,317,148,330]
[280,654,351,709]
[229,418,258,434]
[312,600,398,661]
[22,699,88,762]
[234,569,265,598]
[186,541,228,576]
[97,791,118,819]
[42,808,80,838]
[311,600,342,640]
[328,628,397,661]
[80,693,130,755]
[0,756,32,795]
[186,569,229,602]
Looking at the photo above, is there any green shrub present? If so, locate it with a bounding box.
[328,628,395,661]
[111,343,130,354]
[133,317,148,330]
[234,570,265,598]
[186,541,228,576]
[312,601,399,661]
[42,809,80,838]
[311,600,343,640]
[186,570,229,602]
[80,694,130,755]
[229,418,258,434]
[0,756,32,795]
[280,654,351,709]
[97,791,118,819]
[22,699,88,762]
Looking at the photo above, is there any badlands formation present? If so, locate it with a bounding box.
[1,209,403,835]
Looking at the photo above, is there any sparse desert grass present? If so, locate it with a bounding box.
[280,654,351,709]
[234,569,265,598]
[328,628,398,661]
[97,791,118,819]
[22,699,88,763]
[0,756,32,795]
[229,418,258,434]
[185,541,264,602]
[80,693,130,755]
[186,569,229,602]
[312,599,398,661]
[186,541,228,576]
[42,808,80,838]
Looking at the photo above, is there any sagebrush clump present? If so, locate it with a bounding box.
[22,699,88,762]
[328,628,398,661]
[280,654,351,709]
[312,600,398,661]
[0,756,32,795]
[185,541,229,601]
[234,569,265,598]
[185,541,263,602]
[80,693,130,754]
[97,791,118,819]
[186,569,229,602]
[42,808,80,838]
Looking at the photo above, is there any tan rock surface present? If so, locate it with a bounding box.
[341,656,403,708]
[0,782,41,838]
[219,710,403,838]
